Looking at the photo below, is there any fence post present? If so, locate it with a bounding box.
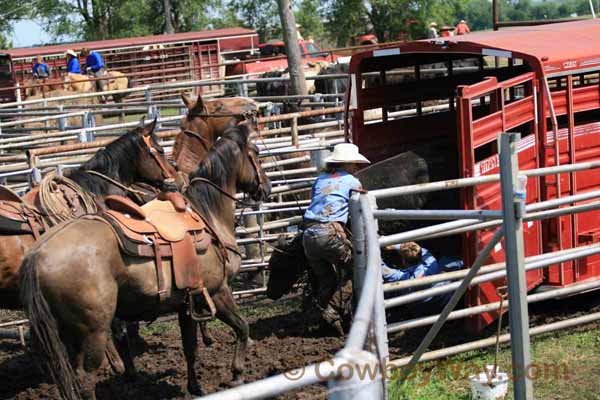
[368,193,389,393]
[15,83,22,110]
[145,88,153,117]
[498,132,534,400]
[350,192,366,300]
[83,111,96,142]
[291,116,299,147]
[57,105,66,131]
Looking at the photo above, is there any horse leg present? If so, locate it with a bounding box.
[110,318,137,378]
[178,308,202,396]
[213,286,249,385]
[198,321,214,347]
[74,329,111,400]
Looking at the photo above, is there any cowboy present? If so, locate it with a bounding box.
[382,242,464,315]
[32,55,51,80]
[455,19,470,35]
[65,50,81,74]
[427,22,439,39]
[303,143,370,334]
[80,48,106,92]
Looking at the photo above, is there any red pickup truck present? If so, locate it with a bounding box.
[225,40,337,76]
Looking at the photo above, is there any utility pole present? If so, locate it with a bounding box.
[164,0,174,34]
[277,0,308,103]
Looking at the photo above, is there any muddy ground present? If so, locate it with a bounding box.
[1,291,599,399]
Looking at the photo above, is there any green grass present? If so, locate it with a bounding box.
[102,106,181,124]
[388,325,600,400]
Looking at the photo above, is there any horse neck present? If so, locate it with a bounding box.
[70,140,141,197]
[173,131,212,175]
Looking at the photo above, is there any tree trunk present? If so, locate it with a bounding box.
[277,0,307,105]
[163,0,174,34]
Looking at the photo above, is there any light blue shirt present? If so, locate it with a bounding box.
[303,169,362,224]
[382,247,464,282]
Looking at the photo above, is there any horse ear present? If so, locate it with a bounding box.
[142,117,157,136]
[195,93,205,111]
[181,93,194,110]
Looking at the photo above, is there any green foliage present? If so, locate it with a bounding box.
[0,0,36,48]
[295,0,325,41]
[322,0,369,46]
[229,0,280,41]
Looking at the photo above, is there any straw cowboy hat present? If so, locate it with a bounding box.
[430,22,438,27]
[324,143,370,164]
[65,49,77,57]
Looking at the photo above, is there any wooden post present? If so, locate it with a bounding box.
[291,116,299,147]
[277,0,308,107]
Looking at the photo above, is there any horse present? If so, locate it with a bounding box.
[0,118,175,310]
[63,73,94,93]
[20,122,272,399]
[23,77,63,98]
[172,93,259,175]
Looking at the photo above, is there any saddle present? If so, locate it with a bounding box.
[103,193,216,319]
[0,186,47,238]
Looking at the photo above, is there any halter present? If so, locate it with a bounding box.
[142,135,174,180]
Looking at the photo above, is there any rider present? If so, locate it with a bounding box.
[455,19,470,35]
[302,143,369,334]
[427,22,439,39]
[80,48,106,92]
[65,49,81,74]
[32,56,51,80]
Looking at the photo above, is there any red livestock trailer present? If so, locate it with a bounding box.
[346,19,600,332]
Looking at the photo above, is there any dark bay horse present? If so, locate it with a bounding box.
[172,93,259,174]
[0,119,175,310]
[21,123,271,399]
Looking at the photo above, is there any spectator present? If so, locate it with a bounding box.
[455,19,471,35]
[427,22,439,39]
[32,56,51,80]
[65,50,81,74]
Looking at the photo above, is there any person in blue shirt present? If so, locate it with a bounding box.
[303,143,370,334]
[382,242,464,315]
[80,48,106,92]
[32,56,51,80]
[65,50,81,74]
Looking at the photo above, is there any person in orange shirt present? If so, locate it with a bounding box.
[455,19,470,35]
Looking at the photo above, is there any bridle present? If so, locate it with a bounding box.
[142,134,174,180]
[188,138,265,206]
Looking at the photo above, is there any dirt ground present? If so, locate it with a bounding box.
[0,290,598,399]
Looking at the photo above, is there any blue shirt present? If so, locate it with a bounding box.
[303,169,362,224]
[382,247,464,282]
[32,63,50,77]
[66,57,81,74]
[85,51,105,72]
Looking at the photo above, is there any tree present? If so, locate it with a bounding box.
[295,0,325,41]
[277,0,307,98]
[0,0,37,47]
[229,0,281,41]
[322,0,369,46]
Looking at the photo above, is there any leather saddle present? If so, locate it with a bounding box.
[0,186,47,238]
[103,193,216,318]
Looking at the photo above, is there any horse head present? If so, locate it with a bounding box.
[266,234,307,299]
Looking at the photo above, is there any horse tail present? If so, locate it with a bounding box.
[20,251,82,400]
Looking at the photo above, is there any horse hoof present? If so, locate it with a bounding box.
[228,378,244,387]
[187,383,204,396]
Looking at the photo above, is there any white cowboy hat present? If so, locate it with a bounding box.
[430,22,438,27]
[65,49,77,57]
[460,19,466,23]
[324,143,370,164]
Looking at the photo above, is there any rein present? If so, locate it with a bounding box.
[188,177,257,207]
[142,135,174,180]
[84,170,148,198]
[182,129,211,152]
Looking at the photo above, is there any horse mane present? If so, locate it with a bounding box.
[66,126,149,195]
[185,127,248,222]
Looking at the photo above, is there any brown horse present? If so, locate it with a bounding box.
[63,73,94,93]
[21,123,271,399]
[0,119,176,310]
[172,93,259,175]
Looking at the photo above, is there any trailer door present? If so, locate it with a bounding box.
[456,72,544,332]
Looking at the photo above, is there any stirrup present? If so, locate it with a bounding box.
[189,288,216,322]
